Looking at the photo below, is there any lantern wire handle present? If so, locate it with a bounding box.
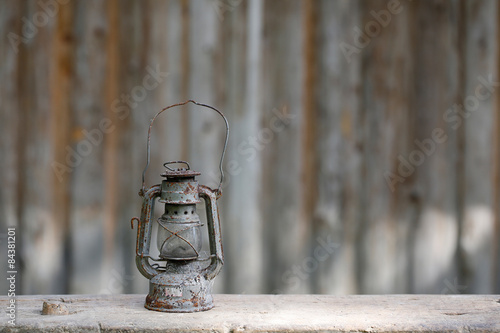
[140,100,229,197]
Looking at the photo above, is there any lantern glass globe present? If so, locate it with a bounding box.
[156,207,202,260]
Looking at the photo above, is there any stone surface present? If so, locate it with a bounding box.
[0,294,499,332]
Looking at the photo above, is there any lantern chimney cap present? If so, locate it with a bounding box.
[161,160,201,178]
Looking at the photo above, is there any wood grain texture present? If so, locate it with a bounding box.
[0,0,499,296]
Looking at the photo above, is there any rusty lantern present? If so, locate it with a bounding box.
[131,100,228,312]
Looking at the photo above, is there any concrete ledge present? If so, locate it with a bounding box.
[1,294,499,332]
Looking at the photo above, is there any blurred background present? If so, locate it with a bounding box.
[1,0,499,296]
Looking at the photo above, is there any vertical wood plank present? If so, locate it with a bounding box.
[0,0,23,294]
[49,0,75,294]
[312,0,362,294]
[13,1,30,293]
[495,0,500,293]
[261,0,306,293]
[16,0,74,294]
[222,0,266,293]
[461,0,498,293]
[410,0,461,294]
[104,0,150,294]
[101,0,121,293]
[69,0,108,294]
[357,0,416,293]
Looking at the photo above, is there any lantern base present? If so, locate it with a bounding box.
[144,261,215,313]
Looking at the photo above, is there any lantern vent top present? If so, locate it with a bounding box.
[160,161,201,179]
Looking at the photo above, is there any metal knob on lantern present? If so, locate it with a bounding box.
[131,100,228,312]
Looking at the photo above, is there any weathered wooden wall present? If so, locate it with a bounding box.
[0,0,499,296]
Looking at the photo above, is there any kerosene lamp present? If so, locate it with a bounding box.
[131,100,228,312]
